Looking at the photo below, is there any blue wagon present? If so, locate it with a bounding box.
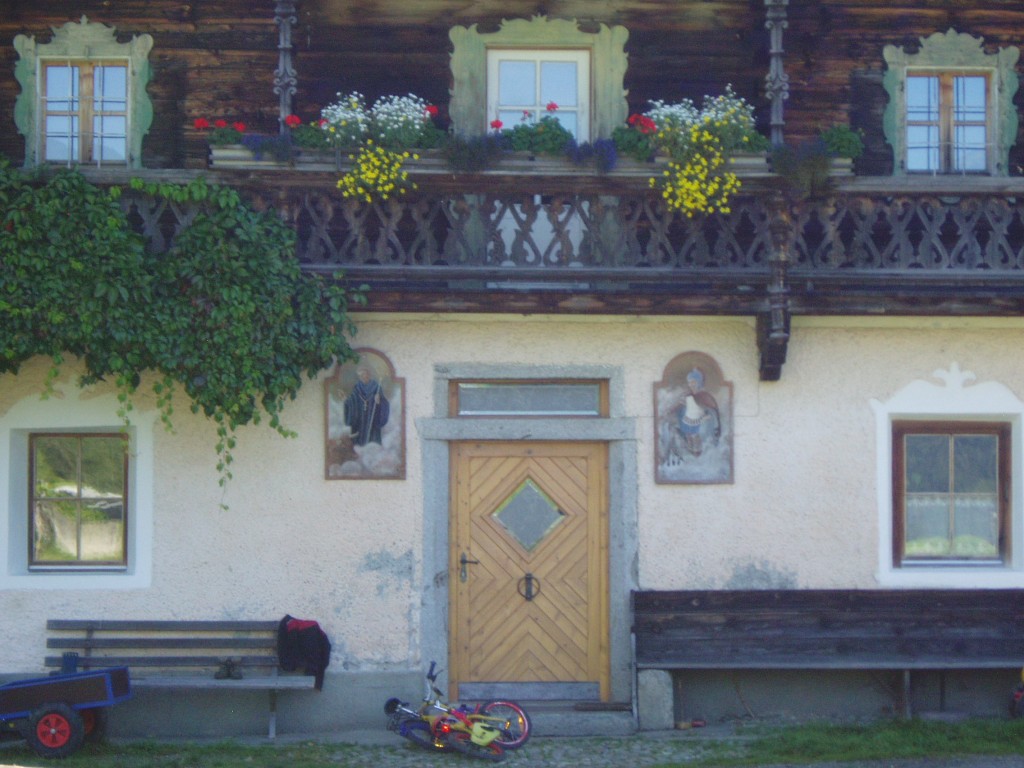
[0,666,131,758]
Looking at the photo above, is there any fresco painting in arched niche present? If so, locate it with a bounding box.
[325,348,405,479]
[654,351,733,484]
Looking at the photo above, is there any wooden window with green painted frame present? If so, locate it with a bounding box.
[40,60,130,165]
[883,30,1019,176]
[449,17,627,140]
[14,17,153,168]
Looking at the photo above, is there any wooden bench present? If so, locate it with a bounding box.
[631,589,1024,717]
[46,620,318,738]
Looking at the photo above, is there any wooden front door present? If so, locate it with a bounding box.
[450,441,609,701]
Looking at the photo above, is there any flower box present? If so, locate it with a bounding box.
[208,144,292,169]
[210,144,776,179]
[727,151,771,177]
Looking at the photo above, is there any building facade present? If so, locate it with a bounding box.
[2,0,1024,735]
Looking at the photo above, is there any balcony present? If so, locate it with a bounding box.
[85,165,1024,311]
[75,164,1024,379]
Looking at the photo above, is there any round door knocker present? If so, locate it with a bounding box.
[517,573,540,601]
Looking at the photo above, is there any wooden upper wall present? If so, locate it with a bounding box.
[0,1,1022,171]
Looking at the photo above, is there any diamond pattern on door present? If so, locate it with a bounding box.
[450,441,609,700]
[492,479,566,552]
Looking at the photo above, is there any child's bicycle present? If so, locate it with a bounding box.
[385,661,531,761]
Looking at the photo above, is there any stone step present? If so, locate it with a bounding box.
[514,701,637,738]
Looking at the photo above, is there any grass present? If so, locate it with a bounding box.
[1,718,1023,767]
[707,718,1024,765]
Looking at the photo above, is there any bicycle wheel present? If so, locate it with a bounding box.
[478,700,531,750]
[398,719,451,751]
[449,730,505,762]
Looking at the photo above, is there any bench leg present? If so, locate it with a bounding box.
[268,690,277,739]
[900,670,912,719]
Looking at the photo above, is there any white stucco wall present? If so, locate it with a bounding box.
[4,314,1024,675]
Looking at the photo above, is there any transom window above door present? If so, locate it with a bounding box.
[487,49,590,141]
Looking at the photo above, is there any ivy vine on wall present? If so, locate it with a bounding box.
[0,160,364,498]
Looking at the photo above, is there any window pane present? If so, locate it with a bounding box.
[906,126,939,172]
[94,65,127,111]
[540,61,578,107]
[552,112,577,136]
[457,382,602,416]
[80,435,127,495]
[904,434,949,492]
[45,65,79,112]
[498,60,536,106]
[954,125,987,171]
[33,499,81,562]
[953,435,997,492]
[906,76,938,121]
[499,109,533,127]
[33,436,80,494]
[905,493,951,556]
[94,115,127,162]
[953,76,986,122]
[80,498,125,560]
[952,495,998,556]
[45,115,79,161]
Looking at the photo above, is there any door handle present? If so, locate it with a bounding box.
[517,573,540,601]
[459,552,479,582]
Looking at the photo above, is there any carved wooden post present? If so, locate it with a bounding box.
[274,0,298,135]
[765,0,789,146]
[759,192,792,381]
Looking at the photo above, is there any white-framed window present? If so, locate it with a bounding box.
[883,30,1019,176]
[30,432,129,568]
[40,60,129,165]
[14,17,153,168]
[487,49,590,141]
[1,382,154,589]
[872,363,1024,587]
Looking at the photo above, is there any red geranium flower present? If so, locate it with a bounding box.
[284,114,302,129]
[546,101,558,112]
[490,119,503,130]
[193,117,210,130]
[628,113,657,134]
[232,121,246,133]
[425,105,439,119]
[318,118,328,127]
[214,119,228,129]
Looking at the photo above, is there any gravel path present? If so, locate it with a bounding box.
[314,731,1023,768]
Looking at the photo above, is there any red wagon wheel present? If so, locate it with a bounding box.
[26,703,85,759]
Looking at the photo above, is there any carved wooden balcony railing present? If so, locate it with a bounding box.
[89,168,1024,376]
[105,171,1024,311]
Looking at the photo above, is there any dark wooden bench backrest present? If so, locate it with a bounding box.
[46,619,282,672]
[631,589,1024,670]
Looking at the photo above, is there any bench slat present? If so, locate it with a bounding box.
[632,589,1024,670]
[48,637,276,650]
[132,675,316,690]
[47,620,279,632]
[45,654,280,668]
